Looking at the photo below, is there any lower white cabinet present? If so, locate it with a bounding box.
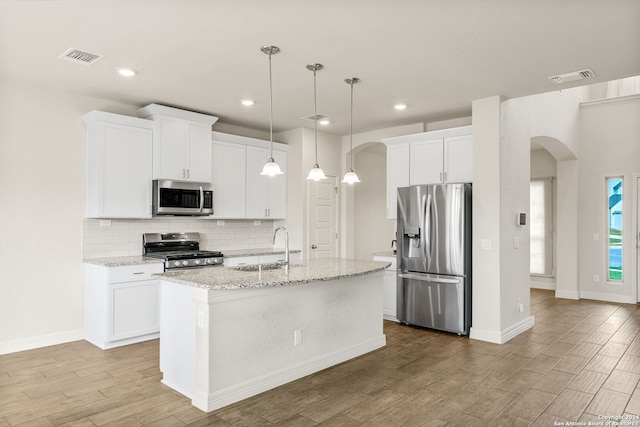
[84,262,163,349]
[373,255,398,322]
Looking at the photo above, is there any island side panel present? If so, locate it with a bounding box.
[159,281,196,398]
[192,272,385,412]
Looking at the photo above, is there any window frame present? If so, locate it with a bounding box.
[606,176,624,283]
[530,177,555,278]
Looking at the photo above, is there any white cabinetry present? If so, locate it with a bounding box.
[383,126,472,219]
[373,255,398,322]
[83,111,153,219]
[212,132,288,220]
[246,146,287,219]
[137,104,218,182]
[385,143,410,219]
[211,140,246,218]
[84,262,163,349]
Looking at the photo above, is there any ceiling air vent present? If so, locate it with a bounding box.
[58,47,104,66]
[300,113,330,122]
[548,68,596,85]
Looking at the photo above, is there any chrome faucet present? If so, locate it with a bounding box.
[272,226,289,272]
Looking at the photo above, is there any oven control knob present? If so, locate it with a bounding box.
[182,260,189,266]
[195,259,201,265]
[205,258,212,264]
[174,261,181,267]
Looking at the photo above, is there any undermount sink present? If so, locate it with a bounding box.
[232,262,288,272]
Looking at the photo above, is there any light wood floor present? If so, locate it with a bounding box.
[2,289,640,426]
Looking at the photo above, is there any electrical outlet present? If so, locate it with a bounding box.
[217,220,225,226]
[518,298,524,313]
[294,329,302,346]
[593,274,600,283]
[254,220,261,226]
[99,219,111,227]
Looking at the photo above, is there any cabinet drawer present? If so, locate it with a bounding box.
[108,263,163,284]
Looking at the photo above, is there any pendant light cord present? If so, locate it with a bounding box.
[349,80,354,170]
[268,51,274,159]
[313,68,318,166]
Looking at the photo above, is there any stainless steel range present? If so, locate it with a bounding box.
[143,232,223,270]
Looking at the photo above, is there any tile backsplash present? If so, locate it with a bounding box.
[82,218,274,259]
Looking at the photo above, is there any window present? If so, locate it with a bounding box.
[607,177,623,281]
[530,178,554,276]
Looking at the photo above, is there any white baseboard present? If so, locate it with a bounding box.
[555,290,580,300]
[470,316,535,344]
[530,281,556,291]
[193,336,386,413]
[580,291,636,304]
[0,329,84,356]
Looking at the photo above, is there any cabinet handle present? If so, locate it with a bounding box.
[311,244,317,249]
[440,172,443,182]
[182,169,186,178]
[444,172,447,182]
[186,169,190,179]
[132,272,144,275]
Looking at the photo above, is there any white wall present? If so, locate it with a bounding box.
[0,80,139,351]
[577,96,640,303]
[353,146,395,260]
[530,149,557,179]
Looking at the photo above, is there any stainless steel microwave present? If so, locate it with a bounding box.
[152,179,213,216]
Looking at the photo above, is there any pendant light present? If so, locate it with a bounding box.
[306,63,327,181]
[342,77,361,184]
[260,45,283,176]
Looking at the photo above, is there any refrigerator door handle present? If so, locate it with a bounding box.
[398,273,461,284]
[423,193,431,264]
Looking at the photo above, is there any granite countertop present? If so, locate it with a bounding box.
[221,248,302,258]
[84,248,302,267]
[372,251,396,258]
[83,256,165,267]
[156,258,390,290]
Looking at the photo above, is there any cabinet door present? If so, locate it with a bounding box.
[186,122,212,182]
[444,135,473,183]
[154,117,187,180]
[410,139,443,185]
[267,149,287,219]
[245,146,269,218]
[89,123,152,218]
[109,280,160,341]
[386,143,410,219]
[211,141,246,218]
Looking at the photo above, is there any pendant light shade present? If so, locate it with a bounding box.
[342,77,361,184]
[306,63,327,181]
[260,45,283,176]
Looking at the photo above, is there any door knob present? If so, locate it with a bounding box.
[311,244,317,249]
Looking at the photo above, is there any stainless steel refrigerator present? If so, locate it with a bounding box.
[396,183,472,335]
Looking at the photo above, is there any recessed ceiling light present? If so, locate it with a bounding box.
[117,68,136,77]
[394,104,407,111]
[241,99,254,106]
[318,118,330,125]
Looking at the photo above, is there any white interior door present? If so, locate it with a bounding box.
[308,176,338,259]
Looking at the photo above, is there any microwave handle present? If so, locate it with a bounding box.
[199,186,204,212]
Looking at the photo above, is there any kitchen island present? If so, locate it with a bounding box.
[157,258,389,413]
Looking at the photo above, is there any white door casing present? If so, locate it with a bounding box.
[308,176,338,259]
[636,175,640,302]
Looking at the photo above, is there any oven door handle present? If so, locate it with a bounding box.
[199,186,204,213]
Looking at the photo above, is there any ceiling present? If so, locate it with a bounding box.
[2,0,639,136]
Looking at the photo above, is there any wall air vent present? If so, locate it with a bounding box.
[58,48,104,66]
[548,68,596,85]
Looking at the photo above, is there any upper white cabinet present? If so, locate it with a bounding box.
[211,140,246,219]
[212,132,288,220]
[383,125,472,219]
[83,111,154,219]
[384,143,410,219]
[246,146,287,219]
[137,104,218,182]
